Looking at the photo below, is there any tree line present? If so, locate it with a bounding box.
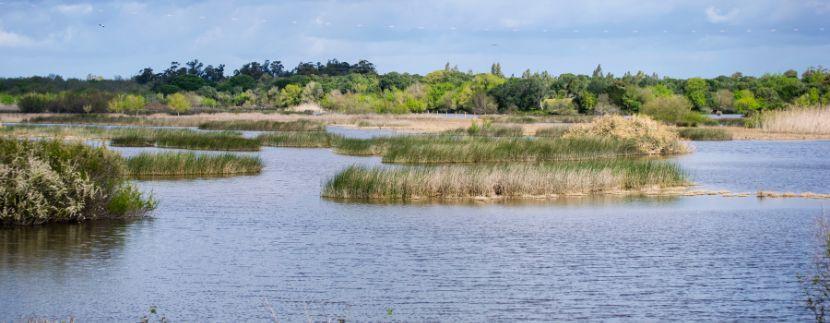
[1,59,828,121]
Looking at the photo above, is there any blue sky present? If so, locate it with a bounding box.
[1,0,829,78]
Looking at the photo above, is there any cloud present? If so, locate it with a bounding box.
[705,6,739,23]
[0,27,34,47]
[53,3,94,15]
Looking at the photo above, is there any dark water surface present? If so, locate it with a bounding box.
[2,136,830,321]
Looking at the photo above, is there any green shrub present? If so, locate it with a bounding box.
[640,94,708,126]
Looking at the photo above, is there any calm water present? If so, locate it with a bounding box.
[1,134,830,321]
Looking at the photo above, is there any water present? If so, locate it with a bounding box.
[2,132,830,321]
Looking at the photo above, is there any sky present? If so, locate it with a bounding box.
[0,0,829,79]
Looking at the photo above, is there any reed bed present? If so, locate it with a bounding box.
[126,152,263,177]
[24,114,173,126]
[677,127,733,141]
[111,129,260,151]
[258,132,342,148]
[442,123,524,137]
[322,161,688,200]
[332,137,392,156]
[534,126,570,138]
[199,119,325,132]
[760,106,830,134]
[154,132,259,151]
[382,136,639,164]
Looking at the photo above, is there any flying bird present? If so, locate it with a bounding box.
[98,24,105,28]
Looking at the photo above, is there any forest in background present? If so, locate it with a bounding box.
[1,59,828,125]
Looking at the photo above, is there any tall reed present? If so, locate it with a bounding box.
[126,152,263,177]
[760,106,830,134]
[323,160,688,200]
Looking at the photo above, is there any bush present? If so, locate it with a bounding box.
[167,93,191,115]
[640,94,707,126]
[0,93,15,105]
[0,138,154,226]
[541,98,578,115]
[564,115,689,155]
[17,93,54,113]
[108,94,146,114]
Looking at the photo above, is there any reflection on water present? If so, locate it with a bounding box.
[1,221,132,269]
[1,126,829,320]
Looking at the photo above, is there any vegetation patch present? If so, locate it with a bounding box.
[564,115,689,155]
[258,131,342,148]
[677,127,733,141]
[323,161,688,200]
[443,120,523,137]
[199,119,325,132]
[126,152,263,177]
[759,106,830,134]
[111,129,260,151]
[534,126,570,138]
[0,138,155,226]
[381,136,638,164]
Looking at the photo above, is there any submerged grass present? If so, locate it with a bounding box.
[258,131,342,148]
[677,127,733,141]
[322,160,688,200]
[126,152,263,177]
[199,119,325,132]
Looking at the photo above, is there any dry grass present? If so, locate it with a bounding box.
[564,115,689,155]
[323,161,688,200]
[760,106,830,135]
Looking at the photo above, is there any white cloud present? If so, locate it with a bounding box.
[705,6,739,23]
[0,27,34,47]
[53,3,94,15]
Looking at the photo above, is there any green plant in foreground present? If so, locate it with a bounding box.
[0,138,154,226]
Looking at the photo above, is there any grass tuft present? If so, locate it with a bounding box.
[759,106,830,134]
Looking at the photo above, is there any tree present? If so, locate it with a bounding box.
[714,89,734,111]
[490,63,503,77]
[489,77,547,111]
[684,78,709,111]
[301,81,324,103]
[640,94,704,126]
[172,74,207,91]
[108,94,146,114]
[733,89,760,113]
[167,93,191,116]
[279,84,303,107]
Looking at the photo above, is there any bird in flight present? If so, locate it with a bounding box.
[98,24,105,28]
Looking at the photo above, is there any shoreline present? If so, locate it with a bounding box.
[4,112,830,141]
